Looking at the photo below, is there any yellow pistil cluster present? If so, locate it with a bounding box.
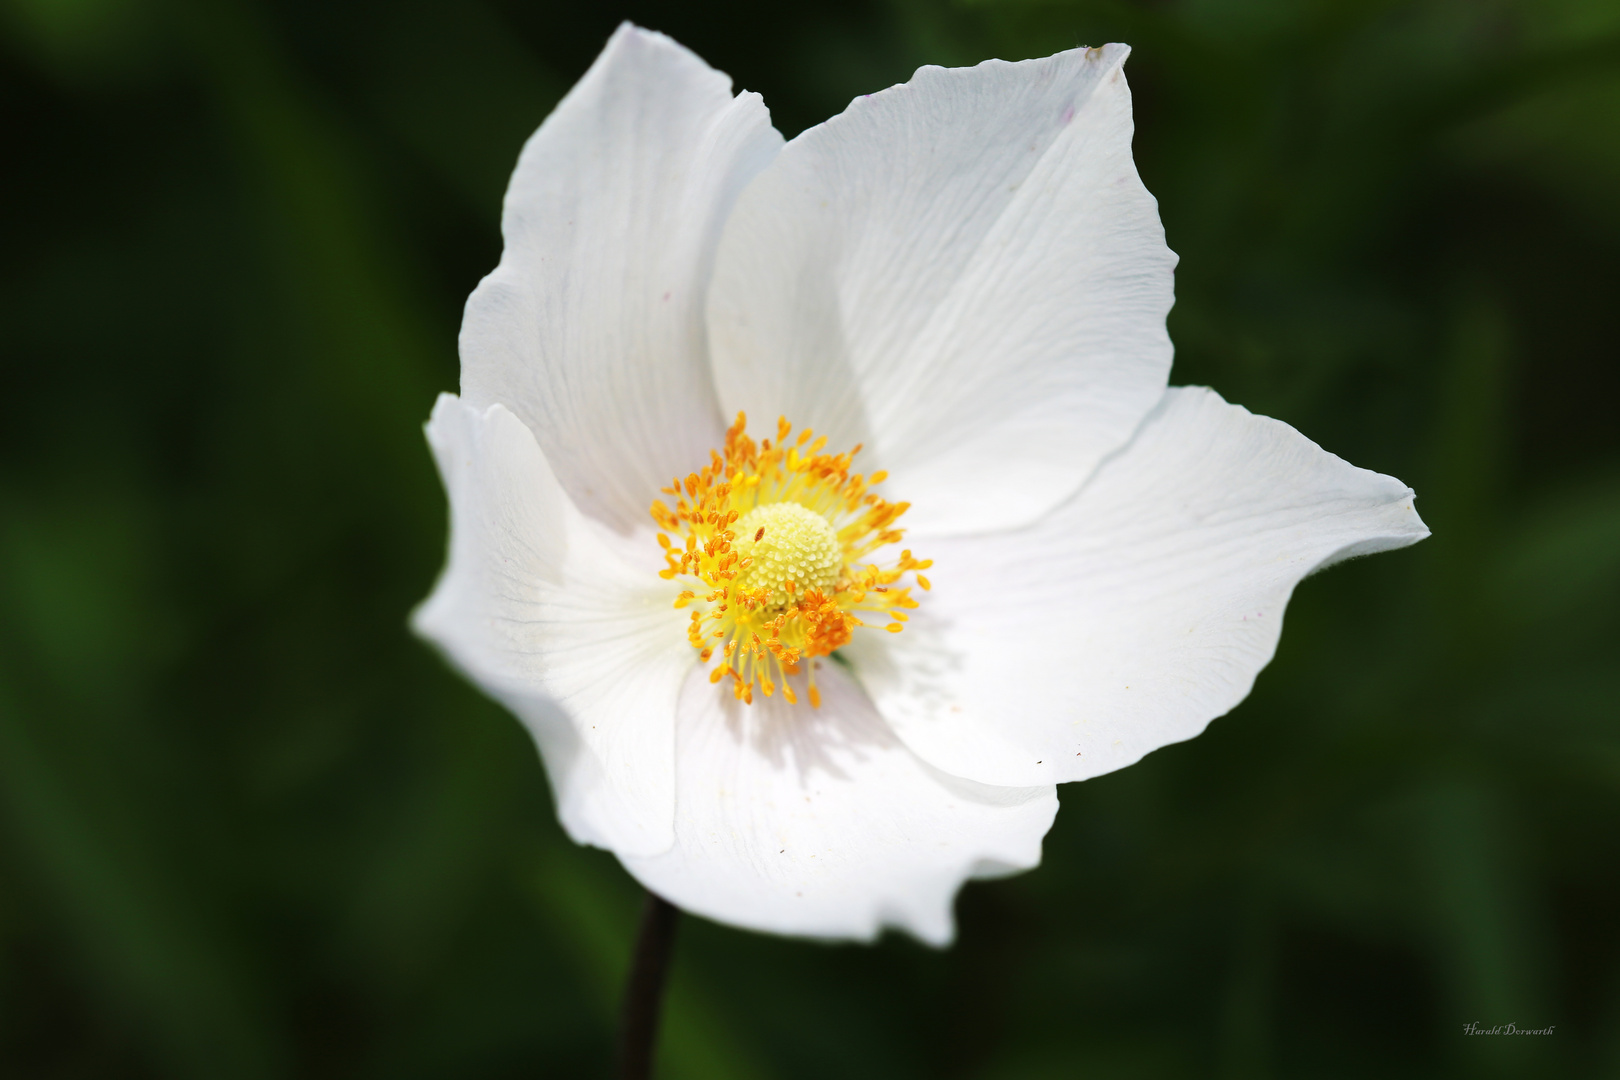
[652,413,932,707]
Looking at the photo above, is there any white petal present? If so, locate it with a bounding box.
[460,24,783,533]
[412,394,695,856]
[854,386,1430,787]
[620,663,1057,945]
[706,44,1174,536]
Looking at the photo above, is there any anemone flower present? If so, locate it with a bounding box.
[413,24,1428,945]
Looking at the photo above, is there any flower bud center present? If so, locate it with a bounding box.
[651,413,932,707]
[732,502,842,610]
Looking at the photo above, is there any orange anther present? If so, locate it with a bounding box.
[649,412,930,708]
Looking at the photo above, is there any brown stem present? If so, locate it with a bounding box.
[617,890,680,1080]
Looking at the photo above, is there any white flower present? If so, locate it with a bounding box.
[413,24,1428,945]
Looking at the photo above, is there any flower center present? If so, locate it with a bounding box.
[652,413,931,707]
[730,502,841,609]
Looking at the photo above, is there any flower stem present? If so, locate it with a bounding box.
[618,889,680,1080]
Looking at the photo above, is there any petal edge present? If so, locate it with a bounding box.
[620,663,1057,944]
[461,24,783,532]
[857,386,1429,787]
[708,43,1176,537]
[413,394,694,856]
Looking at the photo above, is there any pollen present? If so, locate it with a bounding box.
[651,413,931,708]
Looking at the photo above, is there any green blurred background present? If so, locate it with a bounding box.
[3,0,1618,1076]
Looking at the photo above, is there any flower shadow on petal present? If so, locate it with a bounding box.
[708,667,887,786]
[841,607,967,731]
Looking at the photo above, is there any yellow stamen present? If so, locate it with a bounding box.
[650,412,930,707]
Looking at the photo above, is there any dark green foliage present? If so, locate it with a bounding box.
[2,0,1616,1076]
